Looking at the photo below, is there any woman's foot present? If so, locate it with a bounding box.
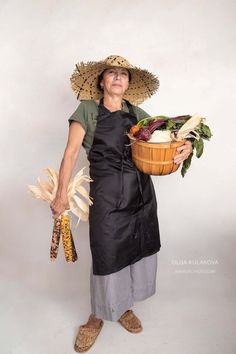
[84,314,103,329]
[118,309,143,333]
[74,314,104,353]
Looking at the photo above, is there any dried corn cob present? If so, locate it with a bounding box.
[28,166,92,263]
[50,218,61,261]
[70,229,78,262]
[61,214,77,262]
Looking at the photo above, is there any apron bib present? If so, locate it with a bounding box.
[88,98,161,275]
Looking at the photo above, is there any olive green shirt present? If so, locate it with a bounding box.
[68,99,150,156]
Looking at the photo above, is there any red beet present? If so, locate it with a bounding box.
[147,119,166,133]
[136,128,151,141]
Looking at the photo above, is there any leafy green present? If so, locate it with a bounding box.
[181,152,194,177]
[166,119,177,130]
[180,122,212,176]
[152,115,170,121]
[137,117,154,128]
[180,136,206,177]
[193,138,204,158]
[195,123,212,140]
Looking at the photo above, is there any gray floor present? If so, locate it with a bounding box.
[1,243,235,354]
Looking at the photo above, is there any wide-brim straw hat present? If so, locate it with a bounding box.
[70,55,160,105]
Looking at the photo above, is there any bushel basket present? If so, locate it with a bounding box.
[129,135,186,176]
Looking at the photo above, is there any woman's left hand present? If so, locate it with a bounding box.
[173,140,193,164]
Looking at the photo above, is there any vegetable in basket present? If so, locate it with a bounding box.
[128,114,212,177]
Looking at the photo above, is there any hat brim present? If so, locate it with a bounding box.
[70,60,159,105]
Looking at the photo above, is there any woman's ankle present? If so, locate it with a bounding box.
[88,314,102,323]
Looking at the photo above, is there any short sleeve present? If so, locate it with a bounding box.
[132,105,151,121]
[68,101,88,133]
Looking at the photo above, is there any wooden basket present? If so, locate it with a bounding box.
[129,135,186,176]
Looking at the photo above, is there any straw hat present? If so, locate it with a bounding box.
[70,55,160,105]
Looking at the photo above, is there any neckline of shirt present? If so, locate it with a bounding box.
[93,99,127,111]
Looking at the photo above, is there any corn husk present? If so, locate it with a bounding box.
[174,114,204,141]
[28,167,93,222]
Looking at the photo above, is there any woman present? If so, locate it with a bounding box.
[50,55,192,352]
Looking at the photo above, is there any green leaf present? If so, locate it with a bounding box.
[166,119,177,130]
[181,152,194,177]
[201,124,212,138]
[193,138,204,158]
[196,123,213,140]
[137,115,170,128]
[137,117,153,128]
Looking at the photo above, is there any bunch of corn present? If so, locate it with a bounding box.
[50,213,77,263]
[28,167,93,263]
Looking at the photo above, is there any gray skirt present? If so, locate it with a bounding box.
[90,253,158,321]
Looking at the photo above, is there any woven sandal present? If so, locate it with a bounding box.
[118,310,143,333]
[74,320,104,352]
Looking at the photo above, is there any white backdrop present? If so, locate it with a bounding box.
[1,1,236,354]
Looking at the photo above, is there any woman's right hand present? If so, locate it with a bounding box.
[50,195,70,220]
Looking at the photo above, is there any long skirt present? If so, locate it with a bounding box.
[90,253,158,321]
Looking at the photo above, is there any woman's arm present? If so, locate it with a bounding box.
[50,121,85,219]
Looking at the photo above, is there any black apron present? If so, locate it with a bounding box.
[88,98,161,275]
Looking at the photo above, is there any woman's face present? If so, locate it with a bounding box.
[101,67,130,97]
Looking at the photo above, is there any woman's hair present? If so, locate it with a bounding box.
[97,69,132,92]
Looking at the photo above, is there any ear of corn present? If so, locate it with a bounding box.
[50,218,61,261]
[60,214,78,263]
[176,114,203,141]
[70,229,78,261]
[50,214,78,263]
